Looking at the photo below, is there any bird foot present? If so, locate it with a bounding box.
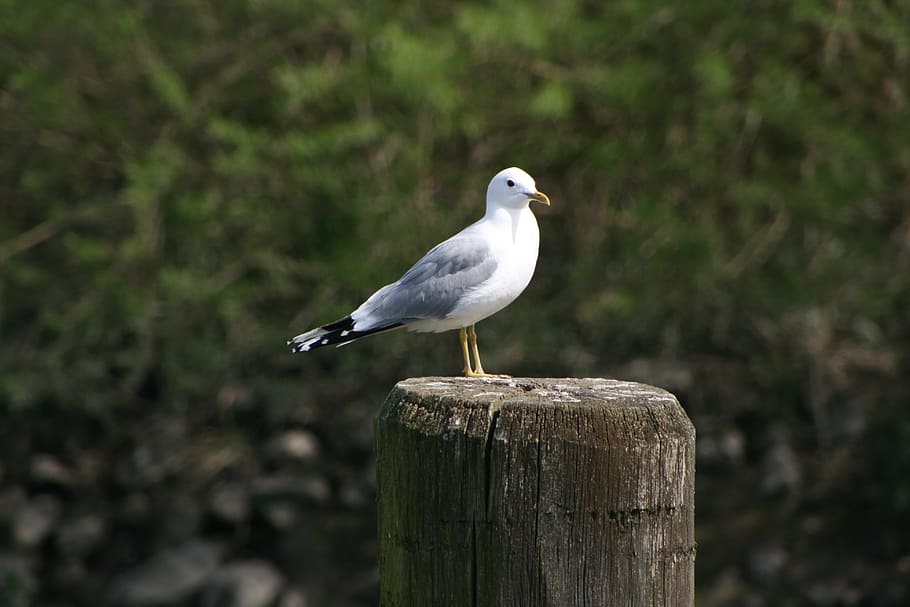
[464,370,511,379]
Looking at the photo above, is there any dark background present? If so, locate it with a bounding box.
[2,1,909,605]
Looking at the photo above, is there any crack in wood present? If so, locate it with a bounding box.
[377,377,695,606]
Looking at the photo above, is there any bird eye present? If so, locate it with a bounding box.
[507,179,515,187]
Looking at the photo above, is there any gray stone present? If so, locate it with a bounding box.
[161,493,203,543]
[806,579,861,605]
[747,545,788,583]
[55,559,88,588]
[115,419,187,489]
[209,483,250,525]
[201,560,284,607]
[30,454,77,487]
[13,494,61,548]
[108,540,219,606]
[697,428,746,469]
[338,481,368,509]
[266,430,319,463]
[252,475,330,530]
[56,514,106,558]
[0,487,26,525]
[252,475,330,505]
[761,440,801,496]
[259,501,298,530]
[278,588,308,607]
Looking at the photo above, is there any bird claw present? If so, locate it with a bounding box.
[464,370,511,379]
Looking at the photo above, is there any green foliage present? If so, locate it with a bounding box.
[2,0,909,603]
[0,0,906,406]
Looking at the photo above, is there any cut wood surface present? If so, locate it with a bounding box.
[375,377,696,607]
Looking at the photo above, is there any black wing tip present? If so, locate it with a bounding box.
[321,315,355,332]
[287,316,355,354]
[287,318,406,354]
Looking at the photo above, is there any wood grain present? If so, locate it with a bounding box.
[376,377,696,606]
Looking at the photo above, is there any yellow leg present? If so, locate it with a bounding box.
[468,324,487,375]
[465,324,510,378]
[459,327,474,376]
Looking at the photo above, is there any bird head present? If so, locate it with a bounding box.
[486,167,551,210]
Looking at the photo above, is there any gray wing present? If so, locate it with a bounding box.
[352,234,497,326]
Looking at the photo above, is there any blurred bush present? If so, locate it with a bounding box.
[1,0,909,605]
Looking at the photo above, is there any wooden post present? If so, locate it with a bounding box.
[375,377,695,607]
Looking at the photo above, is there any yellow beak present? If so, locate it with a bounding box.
[528,190,551,206]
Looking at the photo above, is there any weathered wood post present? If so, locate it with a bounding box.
[375,377,696,606]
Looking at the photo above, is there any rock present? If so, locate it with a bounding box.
[120,492,151,526]
[343,418,375,455]
[30,454,77,487]
[266,430,319,463]
[0,487,25,526]
[56,514,106,558]
[747,545,788,583]
[259,501,298,530]
[115,418,187,489]
[278,588,308,607]
[55,558,88,589]
[252,475,331,530]
[13,494,61,548]
[108,540,219,606]
[873,576,909,606]
[209,483,250,525]
[216,384,255,413]
[696,428,745,469]
[806,578,861,605]
[201,560,284,607]
[252,475,330,506]
[700,567,745,605]
[898,554,910,575]
[0,555,34,607]
[161,493,203,543]
[760,440,801,496]
[338,481,368,509]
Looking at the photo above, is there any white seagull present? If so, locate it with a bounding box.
[288,167,550,377]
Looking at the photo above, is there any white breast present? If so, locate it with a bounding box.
[412,206,540,332]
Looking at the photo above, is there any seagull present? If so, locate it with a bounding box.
[288,167,550,377]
